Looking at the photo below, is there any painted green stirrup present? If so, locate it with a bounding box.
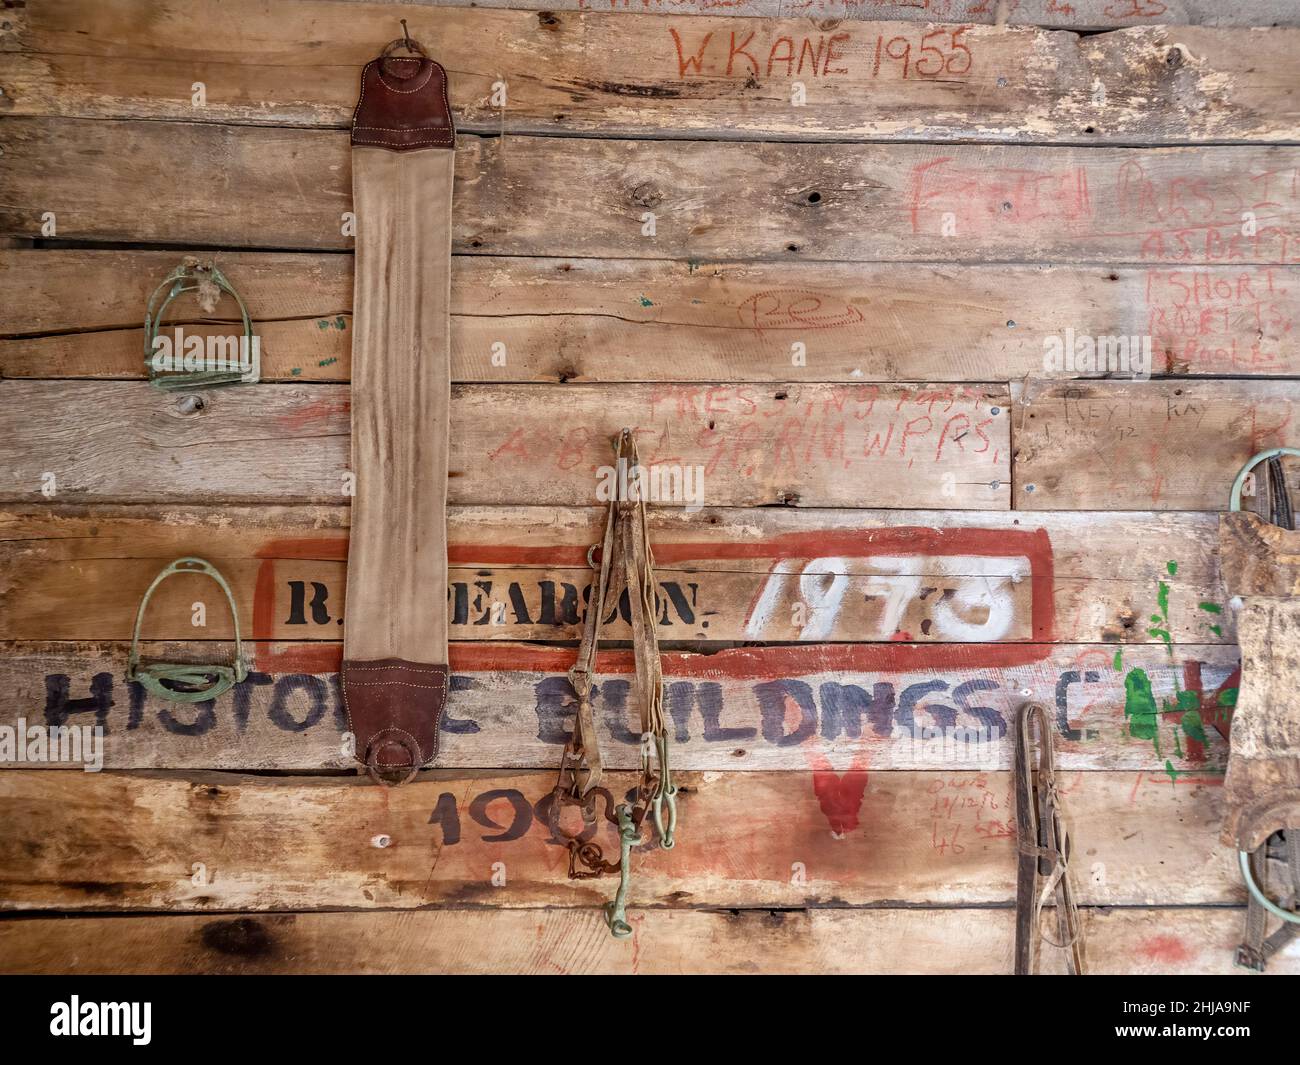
[1228,447,1300,512]
[127,557,248,703]
[144,258,257,390]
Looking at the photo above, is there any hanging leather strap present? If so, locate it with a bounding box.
[1014,701,1085,975]
[549,429,675,936]
[342,35,455,785]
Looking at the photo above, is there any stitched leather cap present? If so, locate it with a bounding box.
[342,658,449,783]
[351,52,455,152]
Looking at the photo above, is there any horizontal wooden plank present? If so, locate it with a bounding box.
[0,381,1010,507]
[4,639,1237,771]
[0,504,1229,645]
[7,2,1298,143]
[310,0,1300,30]
[6,250,1297,381]
[0,907,1289,974]
[4,120,1300,262]
[0,769,1239,911]
[1013,380,1300,510]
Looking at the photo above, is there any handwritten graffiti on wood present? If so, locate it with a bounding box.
[909,158,1300,263]
[667,25,974,80]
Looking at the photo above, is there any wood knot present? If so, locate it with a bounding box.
[630,182,663,208]
[200,917,276,959]
[538,11,560,28]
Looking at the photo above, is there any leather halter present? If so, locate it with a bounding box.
[550,429,677,936]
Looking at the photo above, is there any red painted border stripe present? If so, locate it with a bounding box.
[252,526,1055,672]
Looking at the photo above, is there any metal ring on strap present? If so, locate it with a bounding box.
[1237,849,1300,925]
[1229,447,1300,511]
[363,730,423,787]
[144,259,257,390]
[127,557,248,703]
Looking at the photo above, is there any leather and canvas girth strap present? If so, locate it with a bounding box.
[342,38,455,784]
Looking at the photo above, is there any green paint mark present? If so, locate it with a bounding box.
[1217,687,1238,708]
[1174,689,1199,712]
[318,357,338,368]
[1181,708,1207,744]
[317,319,330,330]
[1172,731,1184,759]
[1124,668,1159,741]
[1147,565,1177,658]
[687,260,700,274]
[1208,624,1222,637]
[1198,602,1222,614]
[638,296,654,307]
[1162,760,1226,782]
[290,367,302,376]
[335,316,347,330]
[1113,648,1123,671]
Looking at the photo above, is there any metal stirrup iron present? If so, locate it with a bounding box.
[549,429,676,938]
[126,557,248,703]
[144,257,258,390]
[1219,448,1300,969]
[1013,701,1085,975]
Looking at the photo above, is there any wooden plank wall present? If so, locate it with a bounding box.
[0,0,1297,974]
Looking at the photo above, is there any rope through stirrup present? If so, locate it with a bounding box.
[1013,701,1085,975]
[548,428,674,938]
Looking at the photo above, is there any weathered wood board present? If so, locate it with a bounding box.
[0,907,1291,975]
[0,505,1231,645]
[4,639,1237,771]
[1013,380,1300,510]
[7,3,1299,143]
[0,381,1010,508]
[311,0,1300,31]
[6,378,1294,509]
[5,121,1300,264]
[0,769,1240,911]
[7,250,1297,381]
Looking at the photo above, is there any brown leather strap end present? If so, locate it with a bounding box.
[342,658,448,784]
[351,49,454,152]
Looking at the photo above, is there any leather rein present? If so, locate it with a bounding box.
[548,429,677,937]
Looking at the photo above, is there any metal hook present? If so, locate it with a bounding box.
[606,804,639,938]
